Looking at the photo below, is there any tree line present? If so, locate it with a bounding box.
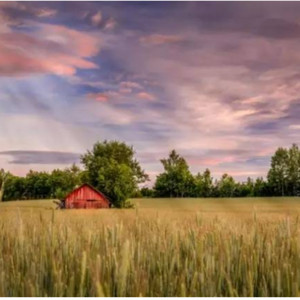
[0,141,148,208]
[144,144,300,198]
[0,141,299,207]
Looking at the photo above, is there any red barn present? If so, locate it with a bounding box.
[64,183,111,209]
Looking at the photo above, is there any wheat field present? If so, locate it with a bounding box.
[1,197,300,297]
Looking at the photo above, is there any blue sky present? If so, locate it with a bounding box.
[0,2,299,183]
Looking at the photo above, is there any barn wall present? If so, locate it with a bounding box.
[65,185,109,209]
[67,186,103,202]
[66,200,108,209]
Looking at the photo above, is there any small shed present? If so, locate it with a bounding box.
[64,183,110,209]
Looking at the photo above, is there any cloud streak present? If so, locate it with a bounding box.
[0,16,101,77]
[0,150,80,165]
[140,34,183,45]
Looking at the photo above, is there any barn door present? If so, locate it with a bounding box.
[86,200,95,208]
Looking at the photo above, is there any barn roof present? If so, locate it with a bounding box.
[65,183,111,205]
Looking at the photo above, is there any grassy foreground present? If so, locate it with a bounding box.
[1,197,300,296]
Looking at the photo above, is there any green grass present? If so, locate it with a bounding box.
[134,196,300,211]
[1,197,300,296]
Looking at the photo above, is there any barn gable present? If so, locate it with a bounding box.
[65,183,110,209]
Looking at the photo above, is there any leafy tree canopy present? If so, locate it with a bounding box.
[154,150,194,197]
[81,140,148,207]
[268,144,300,196]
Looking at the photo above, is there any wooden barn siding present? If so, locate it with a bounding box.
[65,185,109,209]
[67,187,103,202]
[66,200,108,209]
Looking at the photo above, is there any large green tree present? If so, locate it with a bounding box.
[194,169,213,197]
[287,144,300,196]
[3,175,26,201]
[267,144,300,196]
[253,177,269,196]
[24,171,52,199]
[154,150,194,197]
[81,140,148,207]
[50,164,82,199]
[216,174,236,197]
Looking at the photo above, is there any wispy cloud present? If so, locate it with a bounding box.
[0,150,80,165]
[0,2,56,26]
[120,81,142,90]
[104,17,117,30]
[86,92,109,102]
[137,92,156,101]
[91,10,102,26]
[140,34,183,45]
[0,21,101,77]
[289,124,300,130]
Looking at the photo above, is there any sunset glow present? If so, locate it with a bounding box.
[0,2,299,182]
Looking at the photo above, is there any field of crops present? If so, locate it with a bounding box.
[1,197,300,297]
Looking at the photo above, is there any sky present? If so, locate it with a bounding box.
[0,1,299,184]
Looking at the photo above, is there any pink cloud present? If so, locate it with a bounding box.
[140,34,183,45]
[40,24,101,57]
[289,124,300,130]
[104,17,117,30]
[0,2,56,28]
[91,11,102,26]
[119,88,132,94]
[0,23,101,77]
[187,156,236,167]
[35,8,57,18]
[213,170,262,177]
[87,89,157,102]
[87,93,109,102]
[0,2,57,18]
[137,92,156,100]
[120,81,142,89]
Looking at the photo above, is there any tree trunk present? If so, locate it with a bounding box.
[0,181,5,202]
[0,172,7,202]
